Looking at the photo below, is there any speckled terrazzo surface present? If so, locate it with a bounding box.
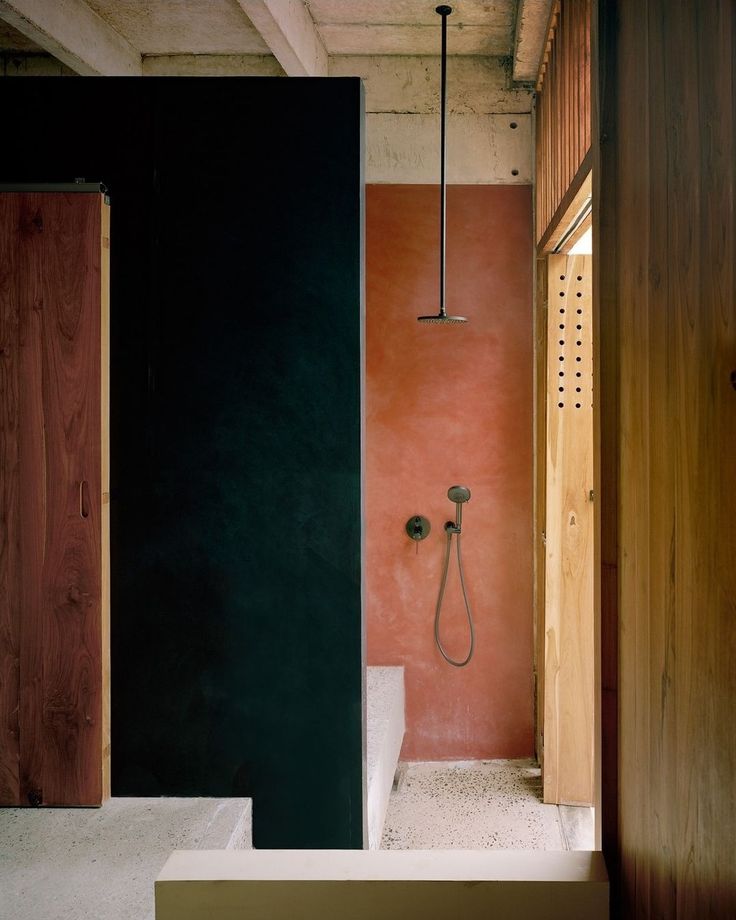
[381,760,572,850]
[0,798,251,920]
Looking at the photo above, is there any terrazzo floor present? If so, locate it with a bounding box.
[381,759,594,850]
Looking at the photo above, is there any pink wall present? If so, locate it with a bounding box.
[366,184,534,760]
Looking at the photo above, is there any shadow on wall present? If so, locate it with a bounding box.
[366,184,534,761]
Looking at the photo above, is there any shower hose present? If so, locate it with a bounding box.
[433,525,475,668]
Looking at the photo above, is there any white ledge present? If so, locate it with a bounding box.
[156,849,608,919]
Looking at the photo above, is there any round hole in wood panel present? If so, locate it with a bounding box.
[575,403,581,408]
[577,308,582,314]
[559,340,565,345]
[576,356,582,362]
[559,371,564,377]
[558,402,564,408]
[559,386,564,392]
[559,291,565,297]
[576,292,582,297]
[576,324,582,330]
[576,387,581,392]
[559,356,564,361]
[560,308,565,314]
[577,275,582,281]
[576,372,582,377]
[510,122,518,129]
[559,324,565,330]
[576,340,582,346]
[511,169,519,176]
[560,275,565,280]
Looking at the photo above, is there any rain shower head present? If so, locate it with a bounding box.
[448,485,471,503]
[418,314,467,324]
[418,5,471,326]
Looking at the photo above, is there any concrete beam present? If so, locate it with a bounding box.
[238,0,327,77]
[513,0,554,83]
[0,0,141,75]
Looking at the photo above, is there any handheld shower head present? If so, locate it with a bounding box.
[447,485,471,504]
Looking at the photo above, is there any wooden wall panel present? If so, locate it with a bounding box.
[0,195,21,805]
[599,1,736,915]
[0,192,108,806]
[533,257,548,764]
[543,254,594,806]
[535,0,592,246]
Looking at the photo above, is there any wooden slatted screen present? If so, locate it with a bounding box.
[535,0,592,248]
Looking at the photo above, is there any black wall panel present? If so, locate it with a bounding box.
[1,78,365,848]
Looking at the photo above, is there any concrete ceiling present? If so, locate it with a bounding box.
[0,1,550,80]
[306,0,516,56]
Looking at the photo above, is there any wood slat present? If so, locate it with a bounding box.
[535,0,592,247]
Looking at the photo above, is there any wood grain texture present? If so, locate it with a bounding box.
[544,254,594,806]
[533,257,548,765]
[535,0,592,245]
[100,198,110,800]
[1,192,105,806]
[599,1,736,915]
[0,195,21,805]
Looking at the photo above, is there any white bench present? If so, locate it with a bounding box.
[366,665,405,849]
[155,849,609,919]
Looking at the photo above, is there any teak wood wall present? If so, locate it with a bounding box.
[598,0,736,916]
[536,0,592,248]
[543,254,594,806]
[0,191,109,806]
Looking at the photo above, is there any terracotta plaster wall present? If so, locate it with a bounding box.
[366,184,534,760]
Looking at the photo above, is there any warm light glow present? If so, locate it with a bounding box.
[569,226,592,254]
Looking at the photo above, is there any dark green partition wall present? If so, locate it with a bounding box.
[2,78,365,848]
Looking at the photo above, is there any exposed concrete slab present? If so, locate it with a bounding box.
[142,53,284,76]
[1,51,73,75]
[85,0,269,55]
[316,22,512,57]
[366,112,532,184]
[513,0,554,83]
[308,0,516,55]
[329,55,533,115]
[0,797,251,920]
[0,0,142,74]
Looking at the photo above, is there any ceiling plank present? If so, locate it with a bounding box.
[0,0,141,74]
[239,0,327,76]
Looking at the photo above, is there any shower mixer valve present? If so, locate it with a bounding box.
[406,515,431,541]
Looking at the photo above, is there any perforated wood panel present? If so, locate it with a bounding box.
[543,253,594,806]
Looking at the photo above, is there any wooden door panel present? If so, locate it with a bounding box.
[1,192,106,806]
[543,253,595,806]
[0,195,21,805]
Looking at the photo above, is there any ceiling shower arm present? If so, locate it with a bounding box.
[438,4,450,319]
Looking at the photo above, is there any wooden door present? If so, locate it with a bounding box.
[543,253,594,806]
[0,190,109,806]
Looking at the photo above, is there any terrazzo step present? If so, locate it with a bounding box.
[366,665,405,849]
[0,797,252,920]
